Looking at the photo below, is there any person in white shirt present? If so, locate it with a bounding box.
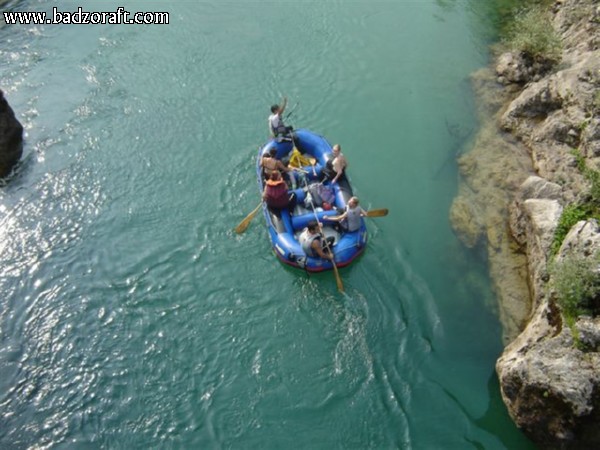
[268,96,293,139]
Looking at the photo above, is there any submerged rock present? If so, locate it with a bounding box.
[0,90,23,179]
[449,191,484,249]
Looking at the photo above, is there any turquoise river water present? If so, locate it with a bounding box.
[0,1,536,448]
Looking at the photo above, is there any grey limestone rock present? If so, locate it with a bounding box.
[496,52,530,85]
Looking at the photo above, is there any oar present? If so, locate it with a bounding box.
[319,223,344,292]
[235,203,262,234]
[284,101,299,120]
[324,208,388,220]
[302,172,344,292]
[365,208,388,218]
[331,256,344,292]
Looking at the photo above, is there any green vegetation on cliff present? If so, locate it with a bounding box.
[550,151,600,333]
[550,254,600,329]
[503,5,562,62]
[551,151,600,256]
[496,0,561,64]
[551,204,595,256]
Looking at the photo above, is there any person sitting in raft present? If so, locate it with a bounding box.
[300,220,334,260]
[268,96,294,141]
[262,171,296,210]
[323,196,366,232]
[260,148,298,189]
[322,144,348,184]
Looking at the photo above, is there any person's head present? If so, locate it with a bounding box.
[271,104,280,114]
[307,220,319,233]
[332,144,341,155]
[348,196,359,208]
[268,148,277,158]
[270,171,281,181]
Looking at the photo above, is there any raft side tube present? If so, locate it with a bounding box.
[291,210,339,231]
[272,232,306,265]
[335,230,367,263]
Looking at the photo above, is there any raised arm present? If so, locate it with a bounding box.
[279,96,288,115]
[323,211,347,222]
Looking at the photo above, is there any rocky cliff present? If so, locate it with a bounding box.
[450,0,600,448]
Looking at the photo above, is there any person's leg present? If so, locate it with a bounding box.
[289,171,297,189]
[288,192,297,208]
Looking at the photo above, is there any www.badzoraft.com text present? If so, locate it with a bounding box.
[3,7,169,25]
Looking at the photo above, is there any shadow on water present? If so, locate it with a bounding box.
[475,373,537,449]
[426,370,535,449]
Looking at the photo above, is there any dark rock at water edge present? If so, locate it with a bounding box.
[0,89,23,179]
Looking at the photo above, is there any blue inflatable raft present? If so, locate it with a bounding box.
[257,129,367,272]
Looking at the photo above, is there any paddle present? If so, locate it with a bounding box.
[331,256,344,292]
[235,203,262,234]
[318,223,344,292]
[301,170,343,292]
[323,208,388,222]
[284,101,299,120]
[365,208,388,218]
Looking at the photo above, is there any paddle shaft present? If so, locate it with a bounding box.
[284,101,299,120]
[301,176,344,292]
[234,202,262,234]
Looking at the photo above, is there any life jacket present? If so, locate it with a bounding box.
[264,179,288,208]
[269,114,287,136]
[301,232,321,257]
[345,205,363,232]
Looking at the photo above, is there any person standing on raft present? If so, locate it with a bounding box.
[268,96,294,140]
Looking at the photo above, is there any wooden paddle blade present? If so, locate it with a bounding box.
[234,203,262,234]
[332,261,344,292]
[366,208,388,218]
